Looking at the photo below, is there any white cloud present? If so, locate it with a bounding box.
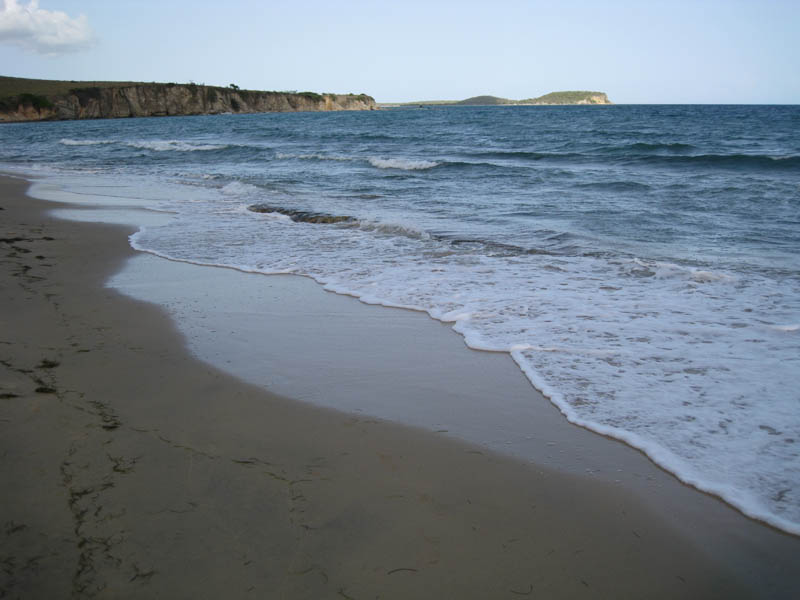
[0,0,93,55]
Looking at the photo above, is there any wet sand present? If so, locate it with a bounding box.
[2,174,799,598]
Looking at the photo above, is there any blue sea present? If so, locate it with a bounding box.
[2,104,798,533]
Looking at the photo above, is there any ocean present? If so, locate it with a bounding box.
[1,104,798,533]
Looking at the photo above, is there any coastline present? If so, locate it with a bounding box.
[0,77,377,123]
[2,175,799,597]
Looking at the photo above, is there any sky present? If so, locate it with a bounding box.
[0,0,798,104]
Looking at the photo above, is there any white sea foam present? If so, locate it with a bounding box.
[127,140,227,152]
[768,324,799,332]
[278,153,439,170]
[249,209,293,223]
[220,181,261,196]
[622,258,735,283]
[368,157,439,170]
[59,138,114,146]
[353,219,431,240]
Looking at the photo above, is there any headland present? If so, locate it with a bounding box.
[380,90,612,107]
[0,75,376,122]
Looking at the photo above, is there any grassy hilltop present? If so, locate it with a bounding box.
[0,76,147,110]
[0,76,142,98]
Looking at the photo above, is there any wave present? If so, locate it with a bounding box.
[599,142,697,155]
[276,152,354,162]
[275,152,531,173]
[221,181,261,196]
[127,140,228,152]
[368,157,440,170]
[468,150,585,162]
[278,153,512,173]
[59,138,115,146]
[768,324,799,333]
[244,202,598,256]
[573,180,652,191]
[244,202,571,253]
[246,203,431,239]
[437,160,535,173]
[349,220,431,240]
[446,237,554,257]
[626,142,697,153]
[626,153,800,171]
[465,149,800,172]
[618,258,736,283]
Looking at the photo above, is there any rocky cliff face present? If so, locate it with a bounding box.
[526,92,612,105]
[574,93,610,105]
[0,84,376,122]
[587,93,611,105]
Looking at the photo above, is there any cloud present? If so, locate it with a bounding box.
[0,0,93,55]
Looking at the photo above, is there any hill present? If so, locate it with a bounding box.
[455,95,512,106]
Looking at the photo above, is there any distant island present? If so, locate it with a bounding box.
[0,76,377,122]
[381,91,612,107]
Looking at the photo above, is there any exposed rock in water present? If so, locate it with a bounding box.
[247,204,355,224]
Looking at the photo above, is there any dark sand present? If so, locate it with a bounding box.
[2,175,799,598]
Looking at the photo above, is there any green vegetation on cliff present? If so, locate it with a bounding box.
[0,76,119,113]
[0,76,376,122]
[0,75,141,98]
[0,92,52,111]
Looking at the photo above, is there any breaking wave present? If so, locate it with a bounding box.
[127,140,228,152]
[368,157,440,170]
[59,138,114,146]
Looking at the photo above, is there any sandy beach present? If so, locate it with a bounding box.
[2,173,799,598]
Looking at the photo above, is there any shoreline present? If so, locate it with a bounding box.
[2,174,799,597]
[111,246,799,537]
[36,172,797,537]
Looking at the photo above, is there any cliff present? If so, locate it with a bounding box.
[0,77,376,122]
[521,91,611,105]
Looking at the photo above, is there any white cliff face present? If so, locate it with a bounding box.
[578,94,611,105]
[0,85,377,122]
[526,92,612,105]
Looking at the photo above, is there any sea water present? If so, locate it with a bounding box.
[1,104,798,533]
